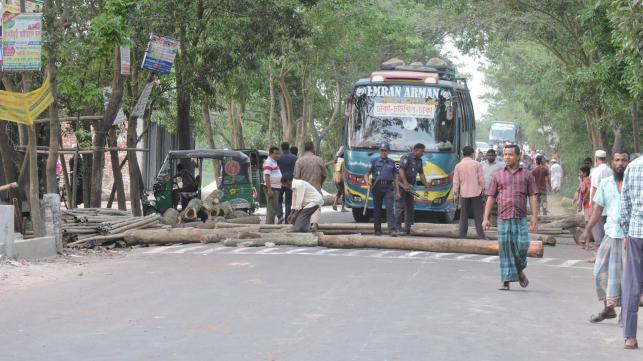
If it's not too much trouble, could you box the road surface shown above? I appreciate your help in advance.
[1,209,638,360]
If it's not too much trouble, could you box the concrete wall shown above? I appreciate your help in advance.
[0,205,15,257]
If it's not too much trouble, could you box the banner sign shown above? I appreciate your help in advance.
[131,81,154,117]
[2,12,42,72]
[2,0,43,13]
[120,46,130,75]
[141,35,179,74]
[0,74,53,125]
[373,102,436,119]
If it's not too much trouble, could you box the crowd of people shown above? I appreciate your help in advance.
[572,149,643,350]
[264,141,643,349]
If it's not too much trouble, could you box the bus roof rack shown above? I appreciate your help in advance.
[380,58,457,81]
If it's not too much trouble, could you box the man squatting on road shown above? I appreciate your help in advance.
[620,153,643,350]
[483,144,539,291]
[280,174,324,233]
[579,151,629,325]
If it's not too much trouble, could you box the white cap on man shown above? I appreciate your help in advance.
[595,150,607,158]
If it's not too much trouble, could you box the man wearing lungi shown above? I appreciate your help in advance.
[483,144,539,291]
[620,153,643,350]
[579,151,629,324]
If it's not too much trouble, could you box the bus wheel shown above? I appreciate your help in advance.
[352,208,371,223]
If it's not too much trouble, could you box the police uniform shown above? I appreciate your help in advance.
[368,142,398,235]
[396,152,424,233]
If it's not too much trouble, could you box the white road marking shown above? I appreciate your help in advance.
[433,253,455,259]
[257,247,281,254]
[559,259,582,267]
[345,250,370,256]
[480,256,499,263]
[172,246,207,254]
[369,250,397,258]
[535,258,555,264]
[314,249,338,255]
[285,248,311,254]
[400,251,425,258]
[455,254,476,260]
[144,245,185,254]
[231,247,253,254]
[201,247,227,255]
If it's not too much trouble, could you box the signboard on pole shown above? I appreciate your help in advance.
[131,81,154,118]
[2,0,43,14]
[141,35,179,74]
[2,12,41,72]
[120,46,131,75]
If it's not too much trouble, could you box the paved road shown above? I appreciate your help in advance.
[1,210,639,360]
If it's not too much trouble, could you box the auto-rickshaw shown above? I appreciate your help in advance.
[143,150,258,215]
[237,149,269,207]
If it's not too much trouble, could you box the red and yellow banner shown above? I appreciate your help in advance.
[0,74,53,125]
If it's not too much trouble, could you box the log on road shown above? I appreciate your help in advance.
[318,235,543,258]
[124,226,260,245]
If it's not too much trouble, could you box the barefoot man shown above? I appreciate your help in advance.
[483,144,539,291]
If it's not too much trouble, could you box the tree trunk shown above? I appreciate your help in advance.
[201,97,219,182]
[43,0,61,194]
[127,116,142,216]
[91,46,125,207]
[0,122,20,183]
[632,101,640,153]
[278,75,295,142]
[124,226,260,245]
[268,63,275,146]
[176,27,192,151]
[28,124,44,236]
[107,126,126,210]
[612,123,623,155]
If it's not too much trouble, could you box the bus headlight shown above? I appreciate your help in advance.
[430,177,450,186]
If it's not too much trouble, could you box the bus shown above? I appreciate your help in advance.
[489,122,521,147]
[342,59,476,223]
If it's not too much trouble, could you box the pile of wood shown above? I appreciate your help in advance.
[166,190,252,225]
[62,208,164,246]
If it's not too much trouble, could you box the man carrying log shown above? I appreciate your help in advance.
[280,174,324,233]
[620,152,643,350]
[396,143,430,235]
[579,151,629,325]
[483,144,539,291]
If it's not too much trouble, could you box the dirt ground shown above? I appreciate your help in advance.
[0,248,131,296]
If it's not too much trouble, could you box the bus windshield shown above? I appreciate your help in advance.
[489,127,517,142]
[348,84,455,152]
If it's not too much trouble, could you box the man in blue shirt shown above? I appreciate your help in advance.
[580,151,629,325]
[277,142,297,223]
[364,142,399,236]
[396,143,430,235]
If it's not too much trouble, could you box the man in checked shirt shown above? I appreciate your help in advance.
[483,144,539,291]
[620,154,643,350]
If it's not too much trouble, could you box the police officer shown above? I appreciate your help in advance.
[365,142,399,236]
[397,143,430,235]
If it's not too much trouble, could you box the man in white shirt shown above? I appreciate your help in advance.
[263,146,282,224]
[590,150,613,246]
[281,174,324,232]
[481,149,505,190]
[550,160,563,193]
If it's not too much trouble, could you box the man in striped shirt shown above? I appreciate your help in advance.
[483,144,539,291]
[263,146,282,224]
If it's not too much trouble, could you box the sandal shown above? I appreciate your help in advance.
[498,282,510,291]
[589,310,617,323]
[624,339,638,349]
[519,272,529,288]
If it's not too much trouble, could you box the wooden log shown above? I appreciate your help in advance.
[537,234,557,246]
[108,214,161,235]
[318,235,544,258]
[539,215,585,229]
[124,226,260,245]
[163,208,179,226]
[67,233,126,247]
[226,215,261,224]
[181,198,203,221]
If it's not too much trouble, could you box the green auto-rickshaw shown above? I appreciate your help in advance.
[143,150,258,215]
[237,149,269,208]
